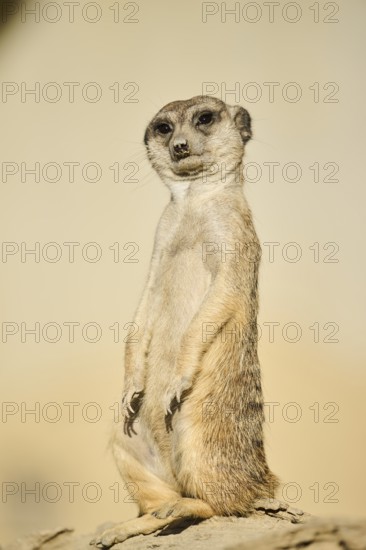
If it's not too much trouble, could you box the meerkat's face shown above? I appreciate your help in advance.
[144,96,252,182]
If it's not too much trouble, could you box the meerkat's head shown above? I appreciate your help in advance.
[144,95,252,184]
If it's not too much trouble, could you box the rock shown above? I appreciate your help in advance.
[3,528,73,550]
[3,510,366,550]
[228,516,366,550]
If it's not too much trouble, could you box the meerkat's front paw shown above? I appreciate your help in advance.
[121,384,144,418]
[163,375,192,415]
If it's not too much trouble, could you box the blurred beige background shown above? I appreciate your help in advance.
[1,0,365,544]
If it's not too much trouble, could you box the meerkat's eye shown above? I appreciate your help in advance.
[197,112,214,126]
[155,123,172,135]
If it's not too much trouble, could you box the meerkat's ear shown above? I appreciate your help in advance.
[228,105,252,144]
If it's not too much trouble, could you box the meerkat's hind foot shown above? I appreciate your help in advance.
[152,497,215,520]
[254,498,305,523]
[90,514,178,548]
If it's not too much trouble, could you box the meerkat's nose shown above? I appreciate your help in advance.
[173,138,190,159]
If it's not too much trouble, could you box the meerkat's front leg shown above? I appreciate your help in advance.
[121,292,149,418]
[163,265,245,415]
[121,247,162,421]
[121,299,148,419]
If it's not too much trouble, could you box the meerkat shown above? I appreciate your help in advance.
[91,95,281,548]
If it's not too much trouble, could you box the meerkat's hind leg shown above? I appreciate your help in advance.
[152,497,215,520]
[254,498,305,523]
[90,421,186,547]
[90,514,183,548]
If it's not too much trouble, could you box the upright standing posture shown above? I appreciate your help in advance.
[92,96,280,548]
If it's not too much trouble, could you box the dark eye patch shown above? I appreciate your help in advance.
[154,122,172,135]
[196,111,214,126]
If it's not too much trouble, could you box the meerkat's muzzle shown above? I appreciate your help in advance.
[172,138,190,160]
